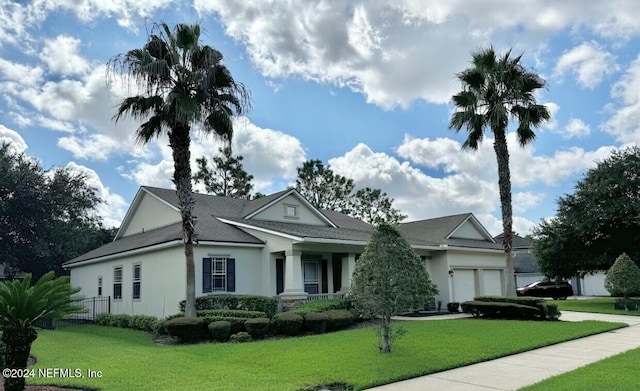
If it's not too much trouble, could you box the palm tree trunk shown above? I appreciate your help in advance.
[493,128,516,296]
[169,126,197,317]
[2,327,37,391]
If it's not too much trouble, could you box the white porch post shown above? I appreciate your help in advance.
[339,253,356,293]
[281,249,306,298]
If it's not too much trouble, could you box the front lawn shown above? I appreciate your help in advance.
[555,298,640,316]
[521,347,640,391]
[29,320,623,391]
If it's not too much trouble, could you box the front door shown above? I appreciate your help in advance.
[303,260,319,294]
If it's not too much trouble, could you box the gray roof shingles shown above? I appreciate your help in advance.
[65,187,501,266]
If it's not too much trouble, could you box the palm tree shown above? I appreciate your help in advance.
[449,46,550,296]
[0,272,83,391]
[108,23,250,316]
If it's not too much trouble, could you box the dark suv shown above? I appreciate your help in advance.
[516,280,573,300]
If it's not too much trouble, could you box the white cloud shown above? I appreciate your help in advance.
[64,162,128,228]
[57,134,126,161]
[124,117,306,193]
[396,133,615,187]
[605,56,640,144]
[0,124,27,153]
[554,41,618,88]
[40,35,89,76]
[561,118,590,139]
[543,102,560,130]
[0,57,43,87]
[513,192,544,214]
[197,0,640,108]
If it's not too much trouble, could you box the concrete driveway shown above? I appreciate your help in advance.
[368,311,640,390]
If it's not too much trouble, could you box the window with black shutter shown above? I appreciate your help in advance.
[203,257,236,293]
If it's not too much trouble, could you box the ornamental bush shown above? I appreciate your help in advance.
[179,295,278,317]
[605,253,640,301]
[201,316,246,334]
[230,331,252,343]
[474,296,560,321]
[323,309,354,331]
[165,317,208,343]
[447,302,460,313]
[208,321,231,342]
[461,301,540,320]
[273,312,303,336]
[292,299,350,316]
[197,309,267,319]
[244,318,270,339]
[303,312,329,334]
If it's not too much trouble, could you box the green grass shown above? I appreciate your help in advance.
[521,347,640,391]
[555,298,640,316]
[28,320,624,391]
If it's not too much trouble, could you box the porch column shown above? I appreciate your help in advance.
[282,249,306,298]
[339,253,356,293]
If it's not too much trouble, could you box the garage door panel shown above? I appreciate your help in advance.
[453,269,476,303]
[483,270,502,296]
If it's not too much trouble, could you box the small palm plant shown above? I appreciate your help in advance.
[0,272,83,391]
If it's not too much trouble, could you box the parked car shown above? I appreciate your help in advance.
[516,280,573,300]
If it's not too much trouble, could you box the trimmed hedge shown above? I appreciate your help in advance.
[197,309,267,319]
[273,312,304,336]
[93,313,161,333]
[208,321,231,342]
[165,317,209,343]
[179,295,278,317]
[461,301,541,320]
[474,296,560,321]
[323,309,354,331]
[244,318,270,339]
[202,316,247,334]
[292,299,350,316]
[230,332,252,343]
[303,312,328,334]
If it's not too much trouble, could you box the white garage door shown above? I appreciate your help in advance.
[516,274,545,288]
[482,270,502,296]
[453,269,476,303]
[582,273,609,296]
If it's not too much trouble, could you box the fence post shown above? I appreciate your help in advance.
[92,296,96,320]
[108,296,111,314]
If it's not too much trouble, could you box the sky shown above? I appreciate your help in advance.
[0,1,638,236]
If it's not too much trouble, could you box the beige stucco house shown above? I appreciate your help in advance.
[64,186,507,318]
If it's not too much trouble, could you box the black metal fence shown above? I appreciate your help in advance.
[39,296,111,329]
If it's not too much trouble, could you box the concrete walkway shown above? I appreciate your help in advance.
[367,311,640,390]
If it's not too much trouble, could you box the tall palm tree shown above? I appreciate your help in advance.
[108,23,250,316]
[0,272,84,391]
[449,46,550,296]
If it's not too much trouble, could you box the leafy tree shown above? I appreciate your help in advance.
[0,272,84,391]
[109,22,250,317]
[350,187,407,225]
[193,146,254,198]
[295,159,354,213]
[0,143,113,278]
[605,253,640,304]
[350,223,438,353]
[533,146,640,277]
[450,46,550,295]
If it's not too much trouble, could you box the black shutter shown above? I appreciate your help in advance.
[276,259,284,295]
[321,259,328,293]
[226,258,236,292]
[202,258,212,293]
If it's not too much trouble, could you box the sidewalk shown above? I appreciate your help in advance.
[367,311,640,390]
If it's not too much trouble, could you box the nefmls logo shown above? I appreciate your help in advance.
[38,368,83,378]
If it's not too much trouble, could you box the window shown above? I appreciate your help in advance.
[97,276,103,296]
[113,267,122,299]
[304,260,319,294]
[284,204,297,218]
[132,264,141,300]
[202,258,235,293]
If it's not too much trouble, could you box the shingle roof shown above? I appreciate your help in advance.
[66,187,502,266]
[494,233,533,249]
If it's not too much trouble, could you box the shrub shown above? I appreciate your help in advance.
[447,302,460,313]
[323,309,354,331]
[179,295,278,317]
[461,301,541,320]
[94,312,111,326]
[614,298,639,311]
[108,314,131,328]
[208,321,232,342]
[151,319,168,336]
[474,296,560,321]
[606,253,640,300]
[273,312,304,336]
[165,317,208,343]
[130,315,157,332]
[197,309,267,319]
[303,312,328,334]
[244,318,270,339]
[230,331,252,343]
[292,299,350,316]
[201,316,246,334]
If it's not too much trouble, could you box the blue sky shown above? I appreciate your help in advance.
[1,1,638,235]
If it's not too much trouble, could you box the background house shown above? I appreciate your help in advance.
[65,186,507,317]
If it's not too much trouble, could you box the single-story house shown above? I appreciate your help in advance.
[64,186,507,318]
